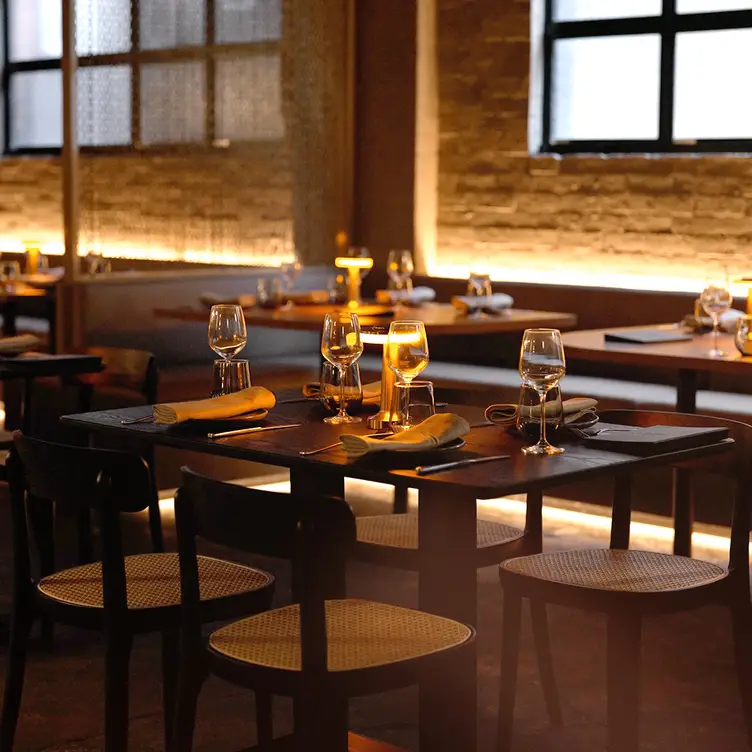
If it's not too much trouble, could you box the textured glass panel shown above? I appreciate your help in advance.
[10,71,63,149]
[141,62,206,144]
[215,57,285,141]
[9,0,62,62]
[216,0,282,43]
[674,29,752,139]
[554,0,660,21]
[678,0,752,11]
[551,35,661,141]
[75,0,131,55]
[141,0,205,50]
[77,66,132,146]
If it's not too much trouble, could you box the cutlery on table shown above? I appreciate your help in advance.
[208,423,301,440]
[121,415,154,425]
[415,454,510,476]
[277,397,319,405]
[299,432,393,456]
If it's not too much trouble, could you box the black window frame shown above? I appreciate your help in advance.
[541,1,752,154]
[1,0,282,157]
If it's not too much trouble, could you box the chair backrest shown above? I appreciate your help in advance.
[174,467,356,676]
[85,347,158,402]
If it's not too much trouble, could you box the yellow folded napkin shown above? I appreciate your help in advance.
[302,380,381,405]
[340,413,470,458]
[452,293,514,314]
[153,386,276,425]
[484,397,597,426]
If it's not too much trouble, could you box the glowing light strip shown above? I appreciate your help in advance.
[335,256,374,269]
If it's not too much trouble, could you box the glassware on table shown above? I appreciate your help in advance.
[327,272,347,304]
[387,250,415,292]
[208,304,247,361]
[735,315,752,356]
[700,277,733,357]
[390,380,435,433]
[519,328,566,456]
[320,311,364,424]
[211,359,252,397]
[257,277,285,309]
[516,385,564,441]
[467,270,492,297]
[281,249,302,291]
[319,361,363,415]
[0,260,21,292]
[386,320,429,384]
[348,246,373,281]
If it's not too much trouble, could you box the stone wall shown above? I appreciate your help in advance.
[435,0,752,292]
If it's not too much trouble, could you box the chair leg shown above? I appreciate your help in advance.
[393,486,409,514]
[162,631,179,751]
[0,604,32,750]
[529,600,562,727]
[294,694,348,752]
[496,590,523,752]
[255,693,274,748]
[104,633,133,752]
[606,613,642,752]
[172,652,207,752]
[730,601,752,750]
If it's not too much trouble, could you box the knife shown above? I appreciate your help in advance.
[415,454,510,476]
[208,423,301,440]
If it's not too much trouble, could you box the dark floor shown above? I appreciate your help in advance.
[0,484,749,752]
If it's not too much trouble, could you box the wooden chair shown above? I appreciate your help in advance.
[0,434,275,752]
[495,410,752,752]
[172,467,476,752]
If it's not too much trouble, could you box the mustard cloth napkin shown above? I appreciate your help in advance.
[302,381,382,405]
[153,386,277,425]
[484,397,598,426]
[451,293,514,314]
[340,413,470,459]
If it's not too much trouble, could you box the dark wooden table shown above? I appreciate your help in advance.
[61,399,732,750]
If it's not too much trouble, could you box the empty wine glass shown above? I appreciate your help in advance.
[467,262,492,297]
[386,321,429,384]
[321,311,364,424]
[208,304,247,361]
[348,247,372,281]
[387,250,415,292]
[281,249,303,291]
[519,328,566,456]
[701,277,732,358]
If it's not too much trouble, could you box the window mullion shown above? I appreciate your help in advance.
[205,0,216,146]
[541,0,553,150]
[131,0,141,147]
[658,0,676,148]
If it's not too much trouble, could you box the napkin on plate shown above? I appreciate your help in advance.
[340,413,470,458]
[0,334,40,355]
[153,386,276,425]
[683,308,745,333]
[199,293,256,309]
[451,293,514,315]
[302,380,381,405]
[484,397,598,426]
[375,287,437,305]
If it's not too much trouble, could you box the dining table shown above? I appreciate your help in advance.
[61,396,732,749]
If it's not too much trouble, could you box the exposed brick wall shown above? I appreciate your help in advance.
[436,0,752,290]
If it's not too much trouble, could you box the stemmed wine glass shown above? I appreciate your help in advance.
[386,321,429,383]
[387,250,415,292]
[208,304,247,361]
[321,311,364,424]
[519,328,566,456]
[281,249,303,291]
[700,277,732,358]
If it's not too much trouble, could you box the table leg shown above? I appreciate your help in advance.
[417,485,477,751]
[21,379,33,435]
[672,468,693,557]
[2,300,17,337]
[676,369,697,414]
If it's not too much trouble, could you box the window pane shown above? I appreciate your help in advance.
[78,66,132,146]
[216,0,282,43]
[554,0,660,21]
[10,71,63,149]
[216,57,285,141]
[674,29,752,140]
[141,0,205,50]
[75,0,131,55]
[678,0,752,11]
[140,62,206,145]
[551,35,661,142]
[9,0,62,62]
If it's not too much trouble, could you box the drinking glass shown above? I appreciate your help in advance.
[0,260,20,293]
[257,277,285,309]
[208,304,247,361]
[321,311,364,424]
[519,328,566,456]
[390,380,435,433]
[387,250,415,292]
[467,270,492,297]
[735,315,752,356]
[700,277,732,357]
[319,361,363,414]
[386,321,429,384]
[211,359,252,397]
[516,385,564,441]
[281,249,302,291]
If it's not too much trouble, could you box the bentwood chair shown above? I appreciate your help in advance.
[495,411,752,752]
[0,435,275,752]
[172,468,475,751]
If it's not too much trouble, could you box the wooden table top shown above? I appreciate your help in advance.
[562,325,752,376]
[154,303,578,336]
[62,398,731,499]
[0,283,50,300]
[0,352,102,378]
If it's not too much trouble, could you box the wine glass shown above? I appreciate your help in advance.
[321,311,364,424]
[386,321,429,383]
[519,328,566,456]
[387,250,415,292]
[208,304,247,361]
[467,270,492,297]
[700,277,732,358]
[281,249,302,291]
[348,247,372,281]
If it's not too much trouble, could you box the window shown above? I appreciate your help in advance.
[541,1,752,153]
[3,0,284,154]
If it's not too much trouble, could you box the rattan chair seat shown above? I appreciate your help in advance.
[38,553,272,609]
[209,598,472,672]
[356,514,522,550]
[501,548,726,592]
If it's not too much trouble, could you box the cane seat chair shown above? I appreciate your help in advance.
[172,468,475,752]
[0,434,275,752]
[496,411,752,752]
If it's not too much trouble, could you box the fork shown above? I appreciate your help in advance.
[569,426,635,439]
[299,432,392,456]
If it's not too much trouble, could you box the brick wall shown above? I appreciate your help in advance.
[435,0,752,292]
